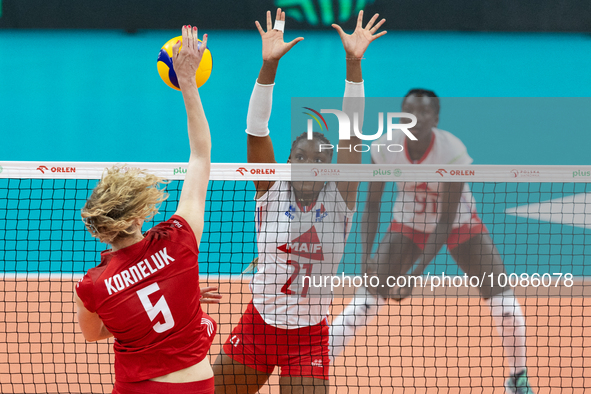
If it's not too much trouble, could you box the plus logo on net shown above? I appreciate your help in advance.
[302,107,418,153]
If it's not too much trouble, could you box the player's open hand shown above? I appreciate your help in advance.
[172,25,209,87]
[332,11,386,59]
[256,9,304,62]
[199,286,222,304]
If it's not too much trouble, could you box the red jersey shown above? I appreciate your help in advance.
[76,215,216,383]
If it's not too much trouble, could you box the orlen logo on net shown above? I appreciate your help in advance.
[436,168,474,177]
[37,165,76,174]
[236,167,276,176]
[302,107,417,153]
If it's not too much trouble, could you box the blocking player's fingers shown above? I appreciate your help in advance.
[192,26,198,51]
[266,10,272,31]
[365,13,379,31]
[370,18,386,34]
[280,10,286,22]
[286,37,304,51]
[276,8,282,23]
[200,33,208,53]
[372,30,387,40]
[255,20,265,36]
[181,25,189,53]
[200,297,222,305]
[356,10,364,28]
[172,39,182,59]
[331,24,346,39]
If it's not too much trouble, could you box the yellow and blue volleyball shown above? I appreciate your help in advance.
[157,35,212,90]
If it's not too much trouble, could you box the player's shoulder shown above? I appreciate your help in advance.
[371,132,406,164]
[432,128,473,164]
[150,215,190,236]
[433,128,467,149]
[148,215,198,252]
[256,180,290,205]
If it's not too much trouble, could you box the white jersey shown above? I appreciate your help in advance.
[372,127,477,233]
[251,181,354,329]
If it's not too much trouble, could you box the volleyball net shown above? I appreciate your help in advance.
[0,162,589,393]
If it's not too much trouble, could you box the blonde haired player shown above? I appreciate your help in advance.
[213,9,386,394]
[74,25,221,394]
[330,89,536,394]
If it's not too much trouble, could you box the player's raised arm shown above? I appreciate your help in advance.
[333,11,386,210]
[361,165,386,267]
[247,9,303,197]
[173,25,211,244]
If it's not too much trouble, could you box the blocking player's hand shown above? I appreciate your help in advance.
[332,10,386,59]
[199,286,222,304]
[172,25,209,86]
[256,8,303,62]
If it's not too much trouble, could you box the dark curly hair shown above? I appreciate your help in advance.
[403,88,440,114]
[289,132,334,161]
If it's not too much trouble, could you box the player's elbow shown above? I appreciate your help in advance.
[190,141,212,158]
[80,330,101,342]
[78,323,110,343]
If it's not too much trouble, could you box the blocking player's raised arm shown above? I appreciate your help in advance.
[332,11,386,210]
[361,176,386,267]
[173,26,211,245]
[247,9,303,197]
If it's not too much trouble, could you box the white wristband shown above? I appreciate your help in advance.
[273,20,285,32]
[343,80,365,137]
[245,80,274,137]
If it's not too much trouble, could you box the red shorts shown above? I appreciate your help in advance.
[223,302,330,380]
[112,377,214,394]
[389,216,487,250]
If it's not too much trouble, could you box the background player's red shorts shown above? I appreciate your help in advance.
[112,377,214,394]
[389,215,487,250]
[223,301,330,380]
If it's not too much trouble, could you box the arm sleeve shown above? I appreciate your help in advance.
[342,80,365,137]
[245,80,274,137]
[75,276,96,313]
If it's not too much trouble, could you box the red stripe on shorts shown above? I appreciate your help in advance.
[388,214,486,250]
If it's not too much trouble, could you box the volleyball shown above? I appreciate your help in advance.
[157,35,212,90]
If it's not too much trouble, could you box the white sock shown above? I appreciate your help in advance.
[329,289,385,361]
[486,291,527,376]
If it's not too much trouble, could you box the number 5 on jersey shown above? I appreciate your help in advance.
[136,283,175,333]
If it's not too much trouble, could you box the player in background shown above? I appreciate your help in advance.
[212,9,386,394]
[329,90,536,394]
[74,26,221,394]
